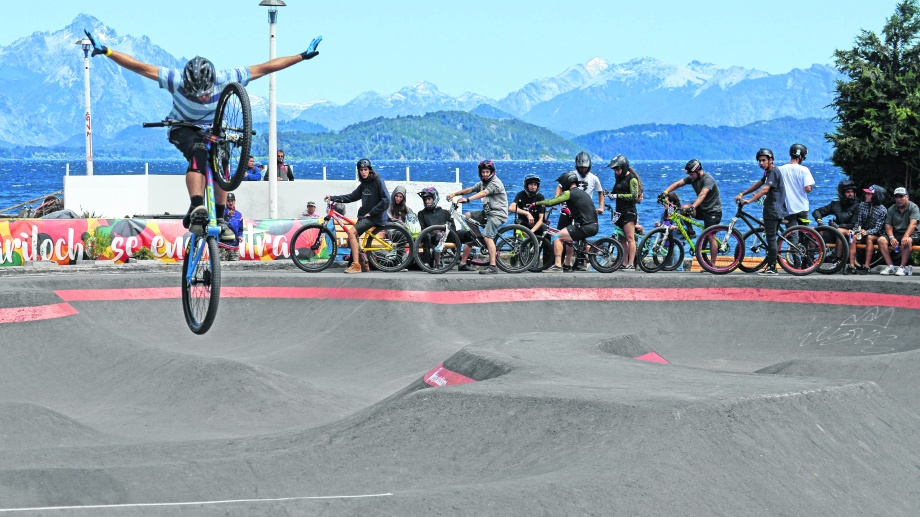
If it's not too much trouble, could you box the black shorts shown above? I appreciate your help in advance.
[696,210,722,228]
[890,231,920,246]
[615,212,638,228]
[353,217,378,235]
[168,126,210,175]
[567,222,598,241]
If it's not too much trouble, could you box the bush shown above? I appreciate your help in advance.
[133,246,156,260]
[83,227,112,260]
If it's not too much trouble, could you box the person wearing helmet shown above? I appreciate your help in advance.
[739,148,787,276]
[779,143,815,225]
[82,28,322,244]
[446,160,509,274]
[510,174,552,270]
[605,154,644,270]
[845,186,889,275]
[812,179,859,265]
[326,158,390,273]
[572,152,606,215]
[416,187,452,269]
[534,171,599,272]
[244,156,261,181]
[660,159,723,229]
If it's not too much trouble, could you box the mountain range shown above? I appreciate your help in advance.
[0,14,843,156]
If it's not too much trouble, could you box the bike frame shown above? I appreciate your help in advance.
[659,202,705,252]
[185,138,221,285]
[542,206,606,261]
[322,203,395,253]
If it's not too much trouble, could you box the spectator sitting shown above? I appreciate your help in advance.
[845,186,888,275]
[302,200,321,220]
[416,187,451,269]
[243,156,261,181]
[878,187,919,276]
[387,186,414,224]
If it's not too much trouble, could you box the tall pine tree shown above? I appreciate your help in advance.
[826,0,920,193]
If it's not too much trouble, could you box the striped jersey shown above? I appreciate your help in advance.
[157,66,251,126]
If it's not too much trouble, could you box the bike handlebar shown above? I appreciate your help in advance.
[143,118,257,135]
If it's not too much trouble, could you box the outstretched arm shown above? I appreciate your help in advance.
[249,36,322,81]
[85,29,158,80]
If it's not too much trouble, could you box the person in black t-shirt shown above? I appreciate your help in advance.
[416,187,452,269]
[535,171,599,272]
[509,174,553,270]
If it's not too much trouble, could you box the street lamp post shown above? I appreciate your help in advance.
[260,0,286,218]
[75,38,94,176]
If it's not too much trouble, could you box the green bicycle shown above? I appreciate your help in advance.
[636,197,706,273]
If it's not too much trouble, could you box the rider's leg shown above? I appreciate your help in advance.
[623,222,636,266]
[484,237,497,266]
[554,228,573,267]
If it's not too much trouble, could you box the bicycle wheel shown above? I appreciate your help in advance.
[494,224,539,273]
[695,225,744,274]
[290,224,337,272]
[588,237,625,273]
[777,225,825,276]
[738,228,768,273]
[816,225,848,275]
[660,238,685,271]
[413,226,460,274]
[637,227,672,273]
[182,235,221,335]
[366,223,413,272]
[211,82,252,192]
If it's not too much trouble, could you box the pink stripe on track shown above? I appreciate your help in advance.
[0,303,79,324]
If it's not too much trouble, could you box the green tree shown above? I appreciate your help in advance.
[826,0,920,194]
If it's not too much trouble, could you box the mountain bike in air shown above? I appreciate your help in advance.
[143,82,252,333]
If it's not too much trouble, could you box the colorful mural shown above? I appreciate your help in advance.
[0,217,323,265]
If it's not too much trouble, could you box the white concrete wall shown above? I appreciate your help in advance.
[64,175,462,220]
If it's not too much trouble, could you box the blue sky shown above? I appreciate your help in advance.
[3,0,904,104]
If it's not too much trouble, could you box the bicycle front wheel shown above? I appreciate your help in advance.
[695,225,744,274]
[738,228,768,273]
[494,224,539,273]
[816,225,848,275]
[182,236,221,335]
[637,227,672,273]
[660,238,685,271]
[778,225,825,276]
[413,226,460,274]
[366,223,413,272]
[291,224,337,272]
[211,82,252,192]
[588,237,625,273]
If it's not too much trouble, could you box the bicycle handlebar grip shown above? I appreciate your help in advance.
[142,122,165,128]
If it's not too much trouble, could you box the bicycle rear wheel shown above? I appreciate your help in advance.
[211,82,252,192]
[182,235,221,335]
[738,228,768,273]
[637,227,672,273]
[366,223,413,272]
[494,224,539,273]
[413,226,460,274]
[660,238,685,271]
[291,224,337,272]
[695,225,744,274]
[816,225,848,275]
[777,225,825,276]
[588,237,625,273]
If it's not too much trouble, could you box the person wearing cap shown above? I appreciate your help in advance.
[878,187,919,276]
[219,192,244,261]
[303,201,320,219]
[845,186,888,275]
[244,156,261,181]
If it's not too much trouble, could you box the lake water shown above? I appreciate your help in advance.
[1,158,847,236]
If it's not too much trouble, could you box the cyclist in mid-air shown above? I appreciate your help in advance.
[83,29,322,243]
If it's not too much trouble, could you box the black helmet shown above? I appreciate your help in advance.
[182,56,215,98]
[685,159,702,174]
[418,186,439,208]
[226,192,236,201]
[575,152,592,170]
[334,202,347,214]
[605,154,629,172]
[356,158,372,170]
[790,143,808,160]
[755,148,774,160]
[523,174,541,187]
[556,170,578,191]
[837,178,857,199]
[478,160,496,183]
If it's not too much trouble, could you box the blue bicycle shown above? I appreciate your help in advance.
[143,83,253,334]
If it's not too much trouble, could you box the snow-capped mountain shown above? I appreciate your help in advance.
[0,15,843,148]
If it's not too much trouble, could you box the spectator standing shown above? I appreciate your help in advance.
[740,148,786,276]
[243,156,261,181]
[264,149,295,181]
[779,143,815,223]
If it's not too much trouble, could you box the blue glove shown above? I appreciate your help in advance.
[84,30,111,57]
[300,36,322,60]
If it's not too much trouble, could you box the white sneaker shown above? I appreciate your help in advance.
[895,267,906,276]
[880,265,894,275]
